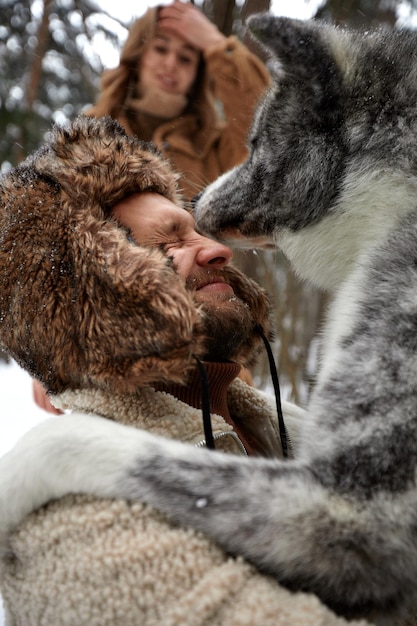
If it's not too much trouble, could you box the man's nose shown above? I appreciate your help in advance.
[196,237,233,268]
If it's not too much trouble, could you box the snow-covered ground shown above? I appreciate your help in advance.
[0,360,51,459]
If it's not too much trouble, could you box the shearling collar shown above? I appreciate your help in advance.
[54,386,247,456]
[53,378,284,459]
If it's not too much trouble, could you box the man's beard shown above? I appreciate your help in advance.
[186,271,255,362]
[199,295,254,362]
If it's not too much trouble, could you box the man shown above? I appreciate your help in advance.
[31,190,254,413]
[0,116,364,625]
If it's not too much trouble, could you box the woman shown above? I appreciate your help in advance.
[85,1,270,201]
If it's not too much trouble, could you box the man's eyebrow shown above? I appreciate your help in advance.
[163,218,185,235]
[161,208,196,234]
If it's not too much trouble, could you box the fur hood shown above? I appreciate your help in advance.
[0,116,271,396]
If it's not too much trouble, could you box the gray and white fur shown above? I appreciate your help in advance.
[3,14,417,624]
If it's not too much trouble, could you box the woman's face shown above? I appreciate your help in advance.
[139,32,200,97]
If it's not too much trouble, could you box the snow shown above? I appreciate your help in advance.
[0,361,53,624]
[0,362,52,623]
[0,360,51,459]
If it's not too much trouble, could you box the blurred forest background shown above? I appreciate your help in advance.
[0,0,416,403]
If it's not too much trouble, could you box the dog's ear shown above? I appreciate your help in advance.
[247,15,343,97]
[195,14,349,241]
[246,14,345,141]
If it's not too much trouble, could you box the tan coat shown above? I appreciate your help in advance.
[0,380,370,626]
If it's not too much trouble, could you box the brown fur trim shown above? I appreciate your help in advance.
[0,116,204,394]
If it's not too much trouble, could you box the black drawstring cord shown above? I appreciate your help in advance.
[193,334,289,458]
[256,327,289,459]
[193,356,216,450]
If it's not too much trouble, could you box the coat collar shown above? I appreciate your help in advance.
[55,385,247,456]
[54,380,283,459]
[121,110,223,159]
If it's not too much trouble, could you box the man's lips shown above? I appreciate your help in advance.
[197,282,234,294]
[195,277,234,295]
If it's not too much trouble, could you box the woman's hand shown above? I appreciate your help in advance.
[158,1,226,52]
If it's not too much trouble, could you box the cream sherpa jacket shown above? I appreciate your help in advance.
[0,380,370,626]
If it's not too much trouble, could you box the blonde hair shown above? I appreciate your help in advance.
[86,6,219,133]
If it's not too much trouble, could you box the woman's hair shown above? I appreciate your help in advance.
[85,6,219,132]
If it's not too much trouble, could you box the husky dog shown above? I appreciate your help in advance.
[185,14,417,620]
[3,13,417,624]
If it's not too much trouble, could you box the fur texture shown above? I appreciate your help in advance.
[0,116,270,395]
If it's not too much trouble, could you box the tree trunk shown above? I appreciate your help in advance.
[315,0,397,27]
[202,0,236,35]
[26,0,53,110]
[16,0,53,163]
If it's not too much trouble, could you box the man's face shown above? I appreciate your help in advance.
[112,193,255,361]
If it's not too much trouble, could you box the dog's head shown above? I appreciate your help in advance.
[0,116,271,395]
[196,15,417,287]
[196,16,349,242]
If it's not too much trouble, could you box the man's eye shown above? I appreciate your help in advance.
[126,233,138,246]
[160,240,182,252]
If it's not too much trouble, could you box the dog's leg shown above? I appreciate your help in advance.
[0,398,305,550]
[0,409,415,618]
[0,414,158,553]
